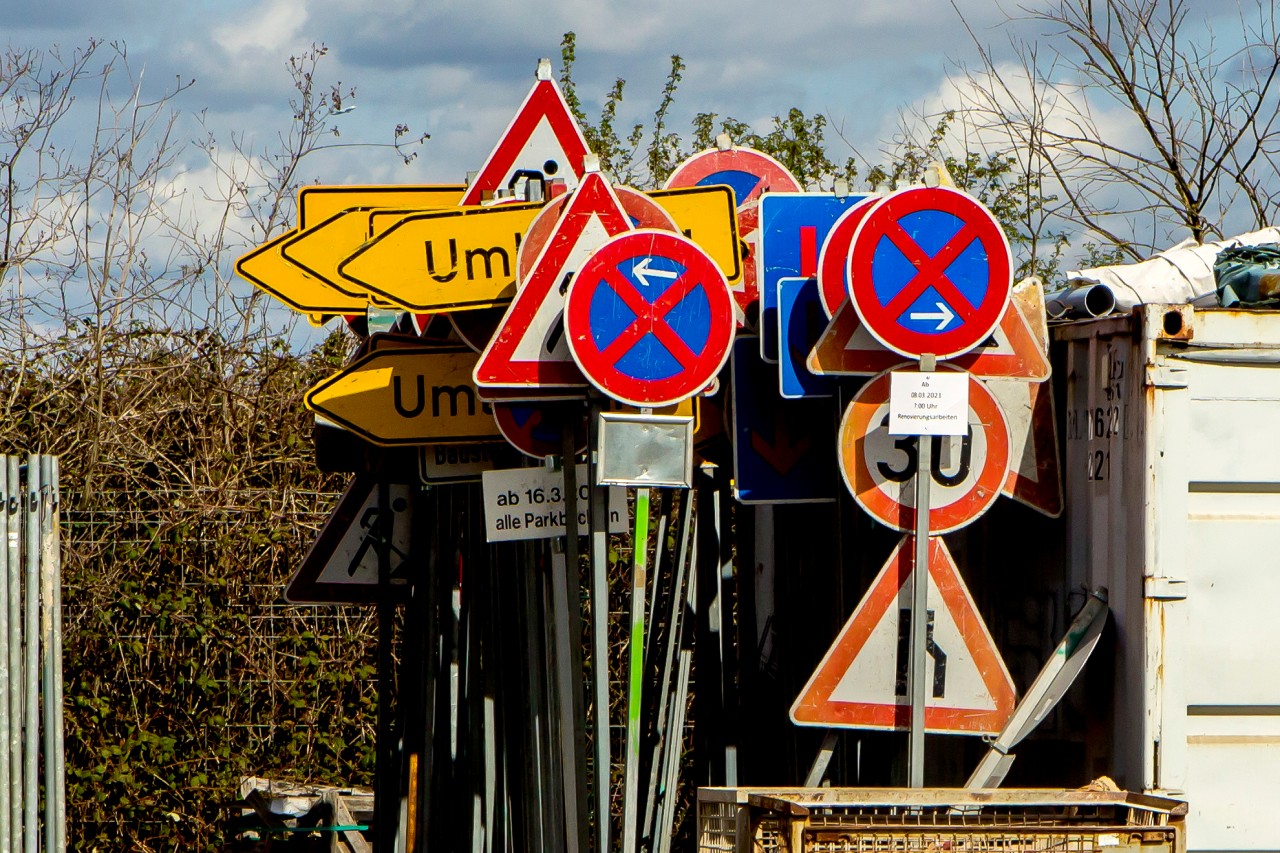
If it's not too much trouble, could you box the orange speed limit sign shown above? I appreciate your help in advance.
[839,367,1010,534]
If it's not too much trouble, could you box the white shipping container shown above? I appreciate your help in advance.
[1057,305,1280,853]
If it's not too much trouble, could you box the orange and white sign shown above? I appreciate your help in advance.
[808,296,1050,381]
[790,536,1016,735]
[839,367,1011,534]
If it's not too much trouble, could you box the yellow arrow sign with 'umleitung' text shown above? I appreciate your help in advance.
[306,346,502,446]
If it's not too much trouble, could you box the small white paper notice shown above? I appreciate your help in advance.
[482,465,628,543]
[888,371,969,436]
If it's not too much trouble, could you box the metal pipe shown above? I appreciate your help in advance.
[49,457,65,853]
[23,454,39,853]
[655,536,697,853]
[1046,283,1117,319]
[40,456,55,853]
[587,401,611,853]
[0,457,10,853]
[5,456,20,853]
[908,358,935,788]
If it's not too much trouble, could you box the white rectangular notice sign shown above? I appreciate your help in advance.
[888,371,969,436]
[481,465,628,543]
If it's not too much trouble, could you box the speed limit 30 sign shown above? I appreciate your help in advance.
[838,367,1010,533]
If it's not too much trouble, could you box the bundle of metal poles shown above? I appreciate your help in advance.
[0,454,65,853]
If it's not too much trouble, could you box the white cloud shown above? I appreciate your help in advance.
[212,0,311,57]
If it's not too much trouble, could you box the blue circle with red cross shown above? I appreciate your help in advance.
[848,186,1012,360]
[565,229,734,407]
[663,148,801,206]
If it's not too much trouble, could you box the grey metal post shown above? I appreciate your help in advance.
[641,493,693,847]
[40,456,55,853]
[655,529,697,853]
[908,355,935,788]
[587,401,611,853]
[0,458,10,853]
[5,456,20,853]
[23,455,39,853]
[48,457,64,853]
[558,428,588,853]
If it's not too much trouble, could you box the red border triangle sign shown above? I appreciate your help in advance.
[790,536,1016,735]
[460,61,590,206]
[808,294,1050,381]
[474,171,633,391]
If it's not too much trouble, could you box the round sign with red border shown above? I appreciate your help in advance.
[816,195,881,318]
[565,229,734,407]
[848,186,1012,360]
[838,366,1010,534]
[493,401,587,458]
[663,146,801,206]
[518,185,677,281]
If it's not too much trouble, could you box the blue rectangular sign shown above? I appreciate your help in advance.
[757,192,869,363]
[731,336,838,504]
[777,276,838,399]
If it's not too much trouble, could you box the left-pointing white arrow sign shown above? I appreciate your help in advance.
[908,301,955,331]
[633,256,677,289]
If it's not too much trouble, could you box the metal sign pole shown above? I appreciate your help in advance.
[621,485,650,853]
[557,425,589,853]
[5,456,19,853]
[374,478,401,853]
[586,400,611,853]
[23,455,39,853]
[0,457,8,853]
[908,354,936,788]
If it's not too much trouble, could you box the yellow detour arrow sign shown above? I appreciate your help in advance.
[284,186,467,293]
[646,185,741,283]
[338,202,545,312]
[342,185,741,313]
[306,346,503,446]
[237,230,371,314]
[298,184,466,227]
[237,185,467,316]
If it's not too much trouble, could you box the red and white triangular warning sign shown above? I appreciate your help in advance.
[989,376,1063,517]
[808,296,1050,381]
[790,536,1015,735]
[474,171,632,390]
[460,63,590,206]
[285,476,414,605]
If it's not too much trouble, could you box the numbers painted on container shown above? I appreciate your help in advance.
[1086,448,1111,482]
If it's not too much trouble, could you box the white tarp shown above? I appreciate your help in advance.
[1062,227,1280,312]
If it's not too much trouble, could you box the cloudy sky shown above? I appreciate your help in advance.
[2,0,1036,192]
[3,0,1265,344]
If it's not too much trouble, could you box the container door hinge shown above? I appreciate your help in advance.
[1144,577,1188,600]
[1145,364,1189,389]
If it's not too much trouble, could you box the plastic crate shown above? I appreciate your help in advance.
[696,788,1186,853]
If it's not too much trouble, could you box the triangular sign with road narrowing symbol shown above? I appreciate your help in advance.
[790,536,1015,735]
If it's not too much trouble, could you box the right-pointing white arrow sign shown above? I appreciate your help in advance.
[909,301,955,331]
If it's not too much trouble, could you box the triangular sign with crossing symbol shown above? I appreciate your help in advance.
[790,536,1015,735]
[474,171,632,391]
[808,295,1049,381]
[460,64,591,206]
